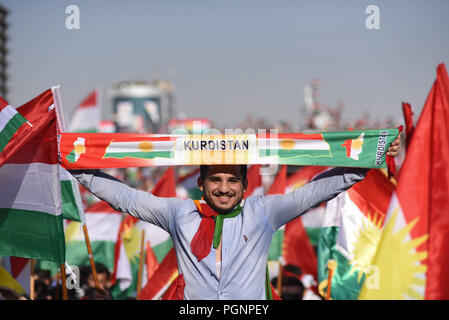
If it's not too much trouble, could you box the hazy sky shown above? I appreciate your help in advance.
[1,0,449,128]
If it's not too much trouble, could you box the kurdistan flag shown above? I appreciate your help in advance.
[55,87,87,223]
[69,89,100,133]
[0,97,33,167]
[65,201,122,272]
[110,216,173,299]
[359,63,449,300]
[317,169,395,300]
[60,166,85,223]
[0,89,65,264]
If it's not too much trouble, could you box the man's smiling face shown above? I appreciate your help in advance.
[198,165,247,214]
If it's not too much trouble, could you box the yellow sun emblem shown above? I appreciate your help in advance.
[358,207,428,300]
[65,221,82,244]
[74,144,86,154]
[280,139,295,150]
[138,141,153,152]
[123,225,144,264]
[349,212,384,282]
[352,138,363,150]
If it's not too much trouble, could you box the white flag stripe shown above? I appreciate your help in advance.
[257,138,329,150]
[69,106,100,132]
[69,91,101,132]
[70,213,122,242]
[136,220,170,247]
[325,192,379,262]
[106,140,175,153]
[335,193,370,259]
[386,193,410,237]
[59,166,72,180]
[0,163,61,216]
[117,242,132,291]
[300,206,326,229]
[0,105,19,132]
[322,192,343,237]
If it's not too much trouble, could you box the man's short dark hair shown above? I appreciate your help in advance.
[199,165,247,182]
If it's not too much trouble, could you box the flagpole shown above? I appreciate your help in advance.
[82,224,103,290]
[60,264,68,300]
[53,85,68,302]
[51,86,68,135]
[52,85,100,291]
[29,259,36,300]
[325,259,337,300]
[276,262,283,297]
[136,230,146,300]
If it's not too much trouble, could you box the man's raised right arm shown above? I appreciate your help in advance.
[69,169,183,232]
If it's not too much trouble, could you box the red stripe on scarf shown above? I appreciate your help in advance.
[190,201,218,262]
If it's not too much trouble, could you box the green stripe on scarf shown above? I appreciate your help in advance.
[212,204,242,249]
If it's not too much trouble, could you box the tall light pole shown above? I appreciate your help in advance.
[0,5,8,99]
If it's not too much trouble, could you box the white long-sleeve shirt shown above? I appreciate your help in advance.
[70,167,367,299]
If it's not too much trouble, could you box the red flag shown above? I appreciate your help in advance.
[282,217,318,277]
[402,102,414,151]
[347,169,395,221]
[266,165,287,195]
[152,167,176,198]
[398,63,449,299]
[68,89,100,132]
[285,166,328,192]
[243,164,262,199]
[139,248,179,300]
[146,240,159,281]
[0,92,54,167]
[9,257,29,279]
[161,274,185,300]
[360,63,449,299]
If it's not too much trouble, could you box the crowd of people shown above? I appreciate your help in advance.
[0,262,321,300]
[0,83,403,301]
[0,263,113,300]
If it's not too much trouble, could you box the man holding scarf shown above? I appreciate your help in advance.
[69,136,400,299]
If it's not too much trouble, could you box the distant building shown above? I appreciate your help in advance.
[0,5,8,98]
[108,80,174,133]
